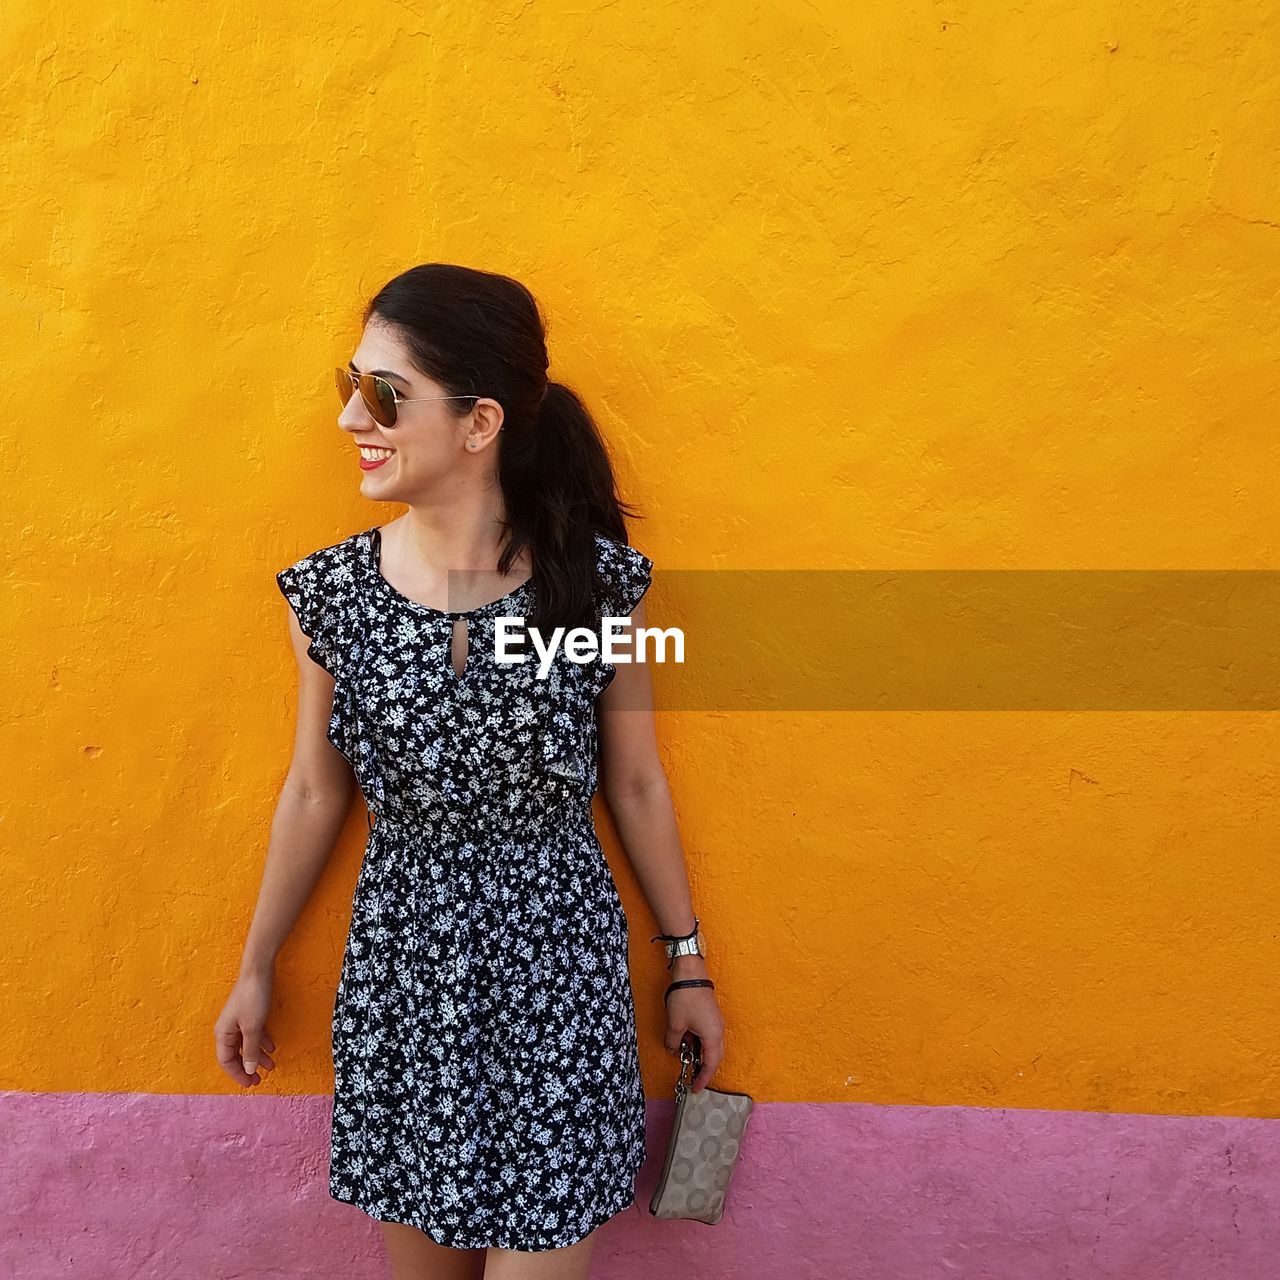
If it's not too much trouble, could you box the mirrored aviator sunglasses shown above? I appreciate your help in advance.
[334,367,480,428]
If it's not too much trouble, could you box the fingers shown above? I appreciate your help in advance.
[662,993,727,1090]
[690,1037,723,1092]
[249,1027,277,1074]
[214,1024,268,1088]
[249,1030,278,1080]
[686,1024,727,1095]
[213,1026,243,1074]
[239,1023,276,1085]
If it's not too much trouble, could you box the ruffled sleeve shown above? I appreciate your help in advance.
[275,543,356,679]
[595,534,654,620]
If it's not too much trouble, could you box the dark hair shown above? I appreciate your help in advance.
[363,263,643,637]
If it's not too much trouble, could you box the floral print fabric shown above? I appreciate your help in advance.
[274,526,654,1251]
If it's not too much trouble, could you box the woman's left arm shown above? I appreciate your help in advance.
[597,598,725,1092]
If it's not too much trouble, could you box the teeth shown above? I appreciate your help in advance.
[359,446,394,460]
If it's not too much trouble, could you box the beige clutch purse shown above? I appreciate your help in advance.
[649,1032,754,1225]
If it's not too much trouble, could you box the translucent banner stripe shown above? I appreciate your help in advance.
[595,570,1280,711]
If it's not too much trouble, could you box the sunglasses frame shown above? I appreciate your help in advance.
[335,367,482,428]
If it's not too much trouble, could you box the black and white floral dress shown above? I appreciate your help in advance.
[275,525,654,1252]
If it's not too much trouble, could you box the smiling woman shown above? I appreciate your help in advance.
[216,263,725,1280]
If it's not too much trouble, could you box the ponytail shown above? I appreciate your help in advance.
[500,380,642,637]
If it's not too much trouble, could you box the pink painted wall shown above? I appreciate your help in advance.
[5,1094,1278,1279]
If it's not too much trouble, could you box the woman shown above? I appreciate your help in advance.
[214,264,724,1280]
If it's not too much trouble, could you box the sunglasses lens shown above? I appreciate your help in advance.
[369,376,398,427]
[336,368,397,426]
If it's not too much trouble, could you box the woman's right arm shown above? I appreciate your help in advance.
[213,603,357,1087]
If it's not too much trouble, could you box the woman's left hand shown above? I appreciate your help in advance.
[664,985,725,1092]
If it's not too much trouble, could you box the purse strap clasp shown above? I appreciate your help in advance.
[675,1033,702,1099]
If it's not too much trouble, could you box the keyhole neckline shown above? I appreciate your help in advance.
[366,526,534,620]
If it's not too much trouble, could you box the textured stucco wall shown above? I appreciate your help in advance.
[4,2,1279,1276]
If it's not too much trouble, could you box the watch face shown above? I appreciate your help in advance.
[696,928,706,956]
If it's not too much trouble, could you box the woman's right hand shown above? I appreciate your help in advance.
[214,970,278,1087]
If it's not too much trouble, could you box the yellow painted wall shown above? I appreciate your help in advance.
[4,3,1278,1116]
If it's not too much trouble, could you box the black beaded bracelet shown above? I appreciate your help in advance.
[664,977,715,1004]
